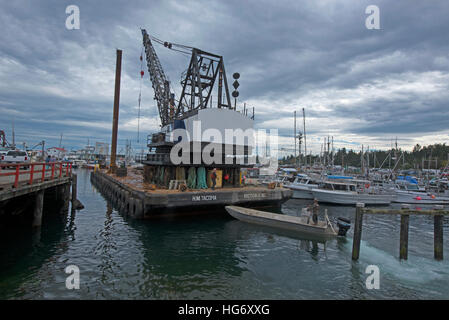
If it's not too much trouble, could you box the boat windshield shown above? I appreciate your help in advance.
[406,184,420,191]
[333,184,349,191]
[322,183,334,190]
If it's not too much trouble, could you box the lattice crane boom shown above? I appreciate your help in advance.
[141,29,173,127]
[141,29,233,128]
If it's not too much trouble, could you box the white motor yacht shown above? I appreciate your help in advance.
[287,174,320,199]
[391,180,449,204]
[311,180,395,205]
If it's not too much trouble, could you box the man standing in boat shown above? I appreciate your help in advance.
[311,199,319,224]
[304,199,319,224]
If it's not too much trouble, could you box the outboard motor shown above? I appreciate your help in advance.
[337,217,351,236]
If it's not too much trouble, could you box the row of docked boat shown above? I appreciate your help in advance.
[285,173,449,205]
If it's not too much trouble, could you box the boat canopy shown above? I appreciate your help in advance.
[281,168,297,173]
[327,175,353,180]
[396,176,418,184]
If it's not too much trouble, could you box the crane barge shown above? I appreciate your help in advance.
[90,30,292,219]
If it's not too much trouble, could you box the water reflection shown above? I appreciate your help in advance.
[0,204,69,299]
[123,215,246,299]
[223,219,330,258]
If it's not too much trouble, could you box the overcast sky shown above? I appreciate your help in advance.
[1,0,448,156]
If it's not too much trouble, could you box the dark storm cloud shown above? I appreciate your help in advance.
[0,0,448,151]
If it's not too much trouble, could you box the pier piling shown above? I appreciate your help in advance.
[32,190,44,227]
[434,213,444,260]
[352,202,364,261]
[399,204,410,260]
[110,49,122,174]
[399,215,410,260]
[353,204,448,261]
[71,174,78,212]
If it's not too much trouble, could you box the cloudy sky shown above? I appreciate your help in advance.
[0,0,448,156]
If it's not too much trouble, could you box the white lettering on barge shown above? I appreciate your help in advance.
[243,193,267,199]
[192,195,217,201]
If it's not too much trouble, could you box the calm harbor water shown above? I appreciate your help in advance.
[1,169,448,299]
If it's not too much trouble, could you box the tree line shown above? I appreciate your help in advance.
[279,143,449,170]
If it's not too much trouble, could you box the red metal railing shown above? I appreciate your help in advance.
[0,162,73,188]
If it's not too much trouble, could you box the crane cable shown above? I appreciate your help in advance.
[137,47,144,143]
[150,35,192,56]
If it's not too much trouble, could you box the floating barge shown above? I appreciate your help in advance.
[91,169,292,219]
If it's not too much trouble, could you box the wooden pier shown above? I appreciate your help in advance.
[91,169,292,218]
[0,162,77,227]
[352,203,448,261]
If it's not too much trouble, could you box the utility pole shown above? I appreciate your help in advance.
[59,133,63,149]
[110,49,122,173]
[11,119,15,148]
[41,140,45,161]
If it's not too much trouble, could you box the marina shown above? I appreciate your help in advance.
[1,1,449,304]
[1,169,449,299]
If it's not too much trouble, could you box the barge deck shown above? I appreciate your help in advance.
[91,169,292,218]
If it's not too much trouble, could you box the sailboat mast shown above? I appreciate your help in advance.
[302,108,307,166]
[294,111,297,167]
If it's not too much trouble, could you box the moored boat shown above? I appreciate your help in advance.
[390,179,449,204]
[311,180,394,205]
[225,205,351,239]
[287,174,320,199]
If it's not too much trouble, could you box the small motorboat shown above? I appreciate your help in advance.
[225,205,351,239]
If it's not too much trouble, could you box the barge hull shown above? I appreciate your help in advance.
[90,170,292,218]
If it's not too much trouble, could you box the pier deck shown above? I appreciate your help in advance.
[0,162,74,227]
[91,169,292,218]
[0,162,73,201]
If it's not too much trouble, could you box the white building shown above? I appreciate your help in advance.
[47,147,67,159]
